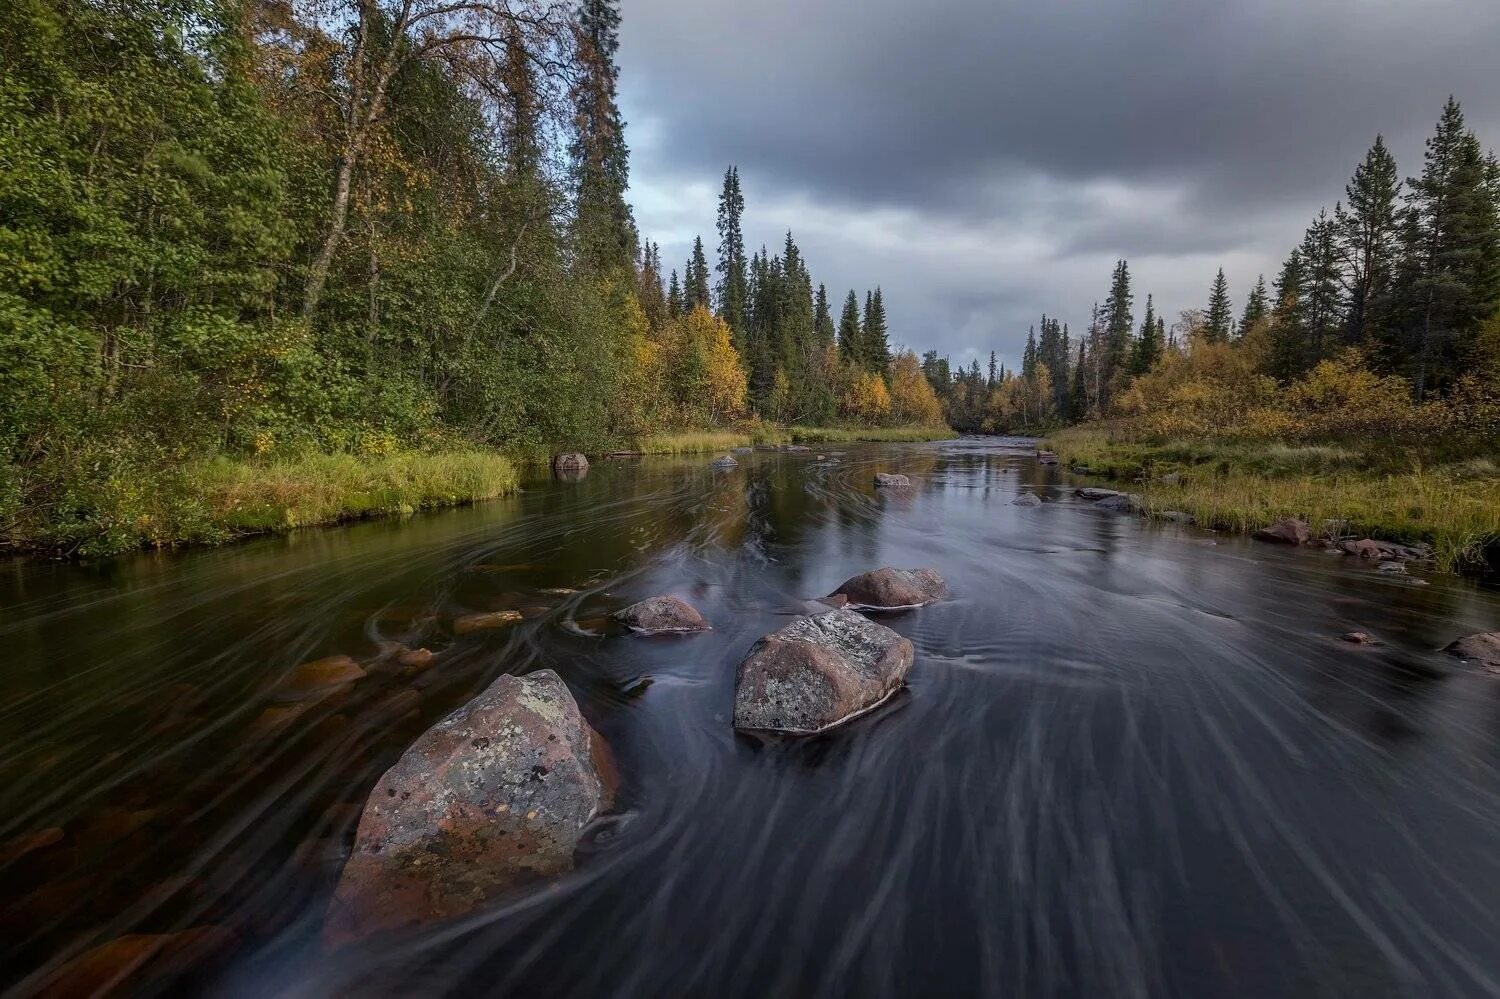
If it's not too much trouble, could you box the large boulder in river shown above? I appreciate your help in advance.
[551,453,589,478]
[1011,492,1042,507]
[733,609,913,734]
[829,566,948,609]
[613,595,710,634]
[324,669,612,946]
[1092,492,1141,513]
[1253,518,1309,545]
[1075,487,1121,501]
[1445,632,1500,670]
[873,472,911,489]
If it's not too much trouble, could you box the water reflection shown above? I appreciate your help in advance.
[1,438,1499,997]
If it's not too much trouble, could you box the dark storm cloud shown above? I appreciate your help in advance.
[617,0,1500,365]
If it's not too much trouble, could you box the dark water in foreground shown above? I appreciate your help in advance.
[4,438,1500,997]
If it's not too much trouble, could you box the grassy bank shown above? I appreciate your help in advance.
[636,424,955,454]
[6,450,519,558]
[1044,426,1500,572]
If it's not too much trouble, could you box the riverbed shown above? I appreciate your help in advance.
[3,438,1500,997]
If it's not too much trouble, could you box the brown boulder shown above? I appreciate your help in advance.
[1253,518,1310,545]
[829,566,948,609]
[1340,538,1386,558]
[1445,632,1500,670]
[873,472,911,488]
[613,595,711,634]
[1037,451,1059,465]
[324,669,612,946]
[733,609,914,734]
[1341,632,1377,645]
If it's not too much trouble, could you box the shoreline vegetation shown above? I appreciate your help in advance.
[1,1,950,560]
[1046,425,1500,574]
[2,424,954,558]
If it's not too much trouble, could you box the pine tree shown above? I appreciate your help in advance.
[838,290,861,364]
[1069,341,1088,420]
[685,236,710,311]
[862,288,891,374]
[1336,135,1401,348]
[714,166,747,342]
[1022,327,1038,378]
[1204,269,1233,343]
[571,0,636,273]
[636,242,667,329]
[987,351,997,389]
[1240,275,1269,334]
[814,283,835,346]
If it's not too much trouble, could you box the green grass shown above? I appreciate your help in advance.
[1043,425,1500,572]
[636,424,955,454]
[7,449,519,557]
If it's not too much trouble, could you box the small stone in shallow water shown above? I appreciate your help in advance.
[1340,632,1377,645]
[1444,632,1500,669]
[452,609,524,634]
[272,655,367,702]
[873,472,911,488]
[711,455,738,470]
[1011,493,1042,507]
[613,595,711,634]
[1253,518,1310,545]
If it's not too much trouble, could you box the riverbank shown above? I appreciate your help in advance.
[3,451,520,559]
[637,424,956,454]
[1045,425,1500,572]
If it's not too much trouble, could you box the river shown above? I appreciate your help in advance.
[3,438,1500,997]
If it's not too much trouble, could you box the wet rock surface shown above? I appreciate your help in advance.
[613,595,711,634]
[733,609,914,734]
[271,655,367,702]
[551,453,589,477]
[829,566,949,609]
[873,472,911,488]
[452,609,524,635]
[324,669,612,946]
[1445,632,1500,670]
[1253,518,1310,545]
[1011,493,1043,507]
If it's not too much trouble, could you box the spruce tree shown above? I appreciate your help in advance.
[667,269,682,319]
[1101,260,1134,393]
[1129,293,1161,375]
[1300,209,1345,367]
[838,291,861,364]
[571,0,636,273]
[1022,327,1038,379]
[1204,269,1233,343]
[1268,248,1307,381]
[685,236,710,311]
[1336,135,1401,347]
[814,283,835,346]
[1392,97,1500,397]
[1069,342,1088,420]
[861,288,891,374]
[987,351,997,389]
[1240,275,1269,334]
[714,166,747,342]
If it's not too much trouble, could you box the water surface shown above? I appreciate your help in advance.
[3,438,1500,997]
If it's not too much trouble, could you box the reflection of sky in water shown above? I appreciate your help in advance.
[3,438,1500,996]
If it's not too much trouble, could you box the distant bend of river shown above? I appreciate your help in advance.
[3,437,1500,998]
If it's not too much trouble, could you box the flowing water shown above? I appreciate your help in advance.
[3,438,1500,997]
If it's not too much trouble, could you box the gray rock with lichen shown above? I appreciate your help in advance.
[733,609,914,734]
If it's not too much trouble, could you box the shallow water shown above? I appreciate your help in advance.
[3,438,1500,997]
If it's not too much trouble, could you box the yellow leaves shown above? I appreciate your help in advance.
[888,351,944,426]
[656,306,747,426]
[841,369,891,423]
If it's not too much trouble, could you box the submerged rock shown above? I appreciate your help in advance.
[1157,510,1195,524]
[1341,631,1377,645]
[325,669,612,946]
[873,472,911,488]
[272,655,367,702]
[613,595,711,634]
[733,609,914,734]
[1339,538,1432,561]
[1445,632,1500,670]
[1253,518,1310,545]
[1036,451,1059,465]
[551,453,589,477]
[829,566,948,609]
[711,455,738,470]
[453,609,524,635]
[1092,493,1141,512]
[1075,487,1121,501]
[1011,493,1043,507]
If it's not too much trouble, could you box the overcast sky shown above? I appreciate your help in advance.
[616,0,1500,372]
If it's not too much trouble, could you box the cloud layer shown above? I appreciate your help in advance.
[618,0,1500,369]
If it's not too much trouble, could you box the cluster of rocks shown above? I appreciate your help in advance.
[1251,517,1435,565]
[323,564,948,946]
